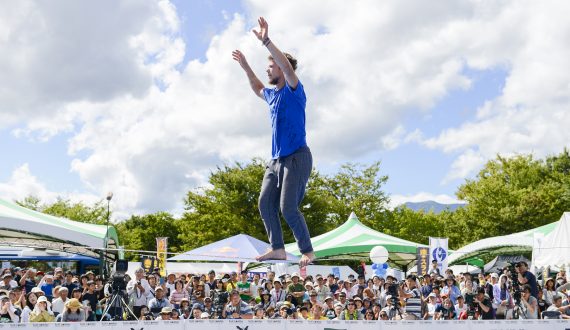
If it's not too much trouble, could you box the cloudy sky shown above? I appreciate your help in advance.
[1,0,569,218]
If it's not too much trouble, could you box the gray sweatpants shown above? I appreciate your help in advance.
[258,146,313,254]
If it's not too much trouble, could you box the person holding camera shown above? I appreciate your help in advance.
[473,287,494,319]
[223,290,253,319]
[126,267,151,317]
[516,262,538,299]
[398,275,422,320]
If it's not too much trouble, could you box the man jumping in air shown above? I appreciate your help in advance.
[232,17,315,267]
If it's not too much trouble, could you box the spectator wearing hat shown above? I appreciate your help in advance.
[259,290,274,310]
[155,306,173,320]
[225,272,239,292]
[424,293,438,319]
[51,286,69,316]
[322,295,336,319]
[202,296,214,317]
[190,303,204,319]
[147,286,171,317]
[270,279,285,305]
[287,273,305,307]
[314,275,330,302]
[339,299,363,320]
[29,296,55,322]
[223,290,253,319]
[0,293,19,323]
[60,298,86,322]
[307,289,320,308]
[441,275,461,305]
[0,273,15,291]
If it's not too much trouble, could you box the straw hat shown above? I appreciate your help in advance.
[66,298,82,309]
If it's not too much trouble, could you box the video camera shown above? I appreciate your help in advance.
[464,293,477,317]
[505,263,522,304]
[109,259,128,293]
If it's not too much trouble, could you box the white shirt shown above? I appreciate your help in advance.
[51,297,68,314]
[127,278,151,307]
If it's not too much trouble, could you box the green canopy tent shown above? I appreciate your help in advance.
[0,198,120,261]
[448,220,559,266]
[285,212,427,270]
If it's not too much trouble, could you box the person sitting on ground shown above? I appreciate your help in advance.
[0,294,19,323]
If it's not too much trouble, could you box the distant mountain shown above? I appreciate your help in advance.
[403,201,465,213]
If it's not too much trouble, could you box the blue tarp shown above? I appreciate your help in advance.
[168,234,300,263]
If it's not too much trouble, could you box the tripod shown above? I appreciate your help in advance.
[101,291,138,321]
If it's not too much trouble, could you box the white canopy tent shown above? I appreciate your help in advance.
[533,212,570,268]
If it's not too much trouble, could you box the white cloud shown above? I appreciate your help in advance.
[1,1,569,216]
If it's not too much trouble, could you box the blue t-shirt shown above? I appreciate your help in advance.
[263,80,307,159]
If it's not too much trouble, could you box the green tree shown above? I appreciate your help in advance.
[16,196,108,224]
[454,150,570,244]
[115,212,183,260]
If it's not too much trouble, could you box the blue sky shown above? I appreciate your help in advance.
[1,1,568,216]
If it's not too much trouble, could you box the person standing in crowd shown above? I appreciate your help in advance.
[126,267,151,317]
[517,262,538,299]
[441,275,461,305]
[236,271,252,302]
[0,294,19,323]
[398,275,422,320]
[29,296,55,322]
[232,17,315,267]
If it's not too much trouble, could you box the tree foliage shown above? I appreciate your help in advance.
[16,196,109,224]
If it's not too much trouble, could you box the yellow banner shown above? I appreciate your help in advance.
[156,237,168,277]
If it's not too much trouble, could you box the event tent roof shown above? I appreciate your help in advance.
[285,212,427,269]
[533,212,570,268]
[169,234,300,263]
[448,218,559,266]
[0,198,119,260]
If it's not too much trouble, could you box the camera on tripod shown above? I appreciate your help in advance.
[505,263,522,304]
[109,259,128,293]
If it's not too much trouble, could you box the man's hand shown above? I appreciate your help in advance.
[252,17,269,42]
[232,50,251,71]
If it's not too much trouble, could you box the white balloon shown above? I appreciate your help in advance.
[370,245,389,264]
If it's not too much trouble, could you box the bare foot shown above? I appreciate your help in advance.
[256,248,287,261]
[299,252,316,267]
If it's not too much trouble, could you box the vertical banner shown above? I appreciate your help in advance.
[141,256,156,274]
[156,237,168,277]
[416,247,430,276]
[332,267,341,279]
[429,237,448,274]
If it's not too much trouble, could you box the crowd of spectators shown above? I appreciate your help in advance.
[0,261,569,323]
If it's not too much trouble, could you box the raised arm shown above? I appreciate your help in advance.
[252,17,299,89]
[232,50,265,99]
